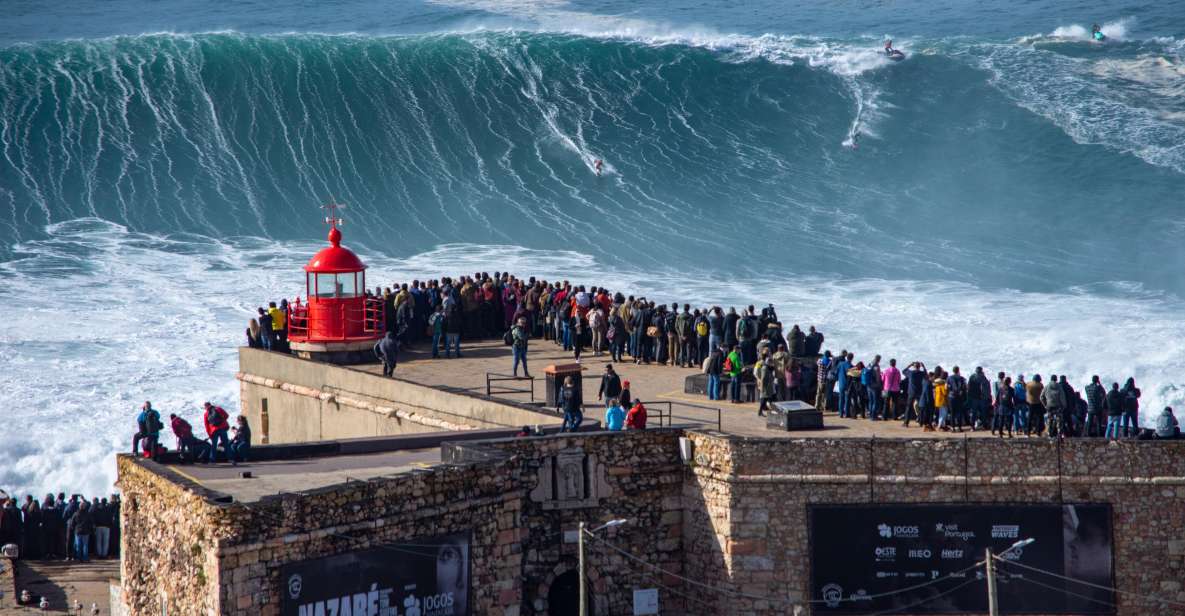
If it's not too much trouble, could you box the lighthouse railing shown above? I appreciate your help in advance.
[363,297,385,334]
[287,300,310,340]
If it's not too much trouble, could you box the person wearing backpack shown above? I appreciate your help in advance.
[726,345,744,403]
[132,401,162,458]
[705,346,724,401]
[428,305,446,359]
[674,304,693,367]
[589,306,606,357]
[664,303,679,366]
[834,353,853,418]
[203,402,231,463]
[737,306,758,365]
[511,317,531,378]
[694,310,710,366]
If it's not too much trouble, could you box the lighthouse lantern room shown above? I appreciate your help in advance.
[286,202,385,363]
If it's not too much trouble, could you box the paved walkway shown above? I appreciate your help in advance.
[362,338,1003,439]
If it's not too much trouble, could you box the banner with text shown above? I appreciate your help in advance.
[281,531,470,616]
[809,504,1113,614]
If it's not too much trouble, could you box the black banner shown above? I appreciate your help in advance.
[281,531,470,616]
[809,504,1114,614]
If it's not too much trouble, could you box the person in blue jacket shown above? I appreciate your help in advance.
[605,398,626,431]
[835,353,853,418]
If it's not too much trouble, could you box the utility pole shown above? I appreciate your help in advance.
[579,521,587,616]
[985,547,999,616]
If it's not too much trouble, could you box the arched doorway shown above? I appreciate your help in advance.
[547,569,582,615]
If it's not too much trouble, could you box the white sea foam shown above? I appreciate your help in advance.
[1024,18,1134,43]
[977,39,1185,174]
[2,226,1183,498]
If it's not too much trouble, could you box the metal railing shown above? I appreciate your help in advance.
[639,399,722,432]
[286,296,386,340]
[485,372,536,403]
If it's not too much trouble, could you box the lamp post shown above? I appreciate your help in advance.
[579,519,629,615]
[985,538,1035,616]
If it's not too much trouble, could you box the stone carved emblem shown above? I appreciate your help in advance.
[530,447,611,509]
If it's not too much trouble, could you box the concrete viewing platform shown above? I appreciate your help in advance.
[360,338,1005,440]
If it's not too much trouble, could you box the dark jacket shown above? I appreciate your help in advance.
[804,331,824,356]
[1104,389,1125,417]
[375,331,399,364]
[558,385,582,414]
[1084,382,1105,413]
[968,371,991,402]
[706,350,724,376]
[68,507,95,536]
[723,313,740,345]
[598,373,622,400]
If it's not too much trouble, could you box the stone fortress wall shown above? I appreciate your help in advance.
[118,430,1185,615]
[236,348,563,443]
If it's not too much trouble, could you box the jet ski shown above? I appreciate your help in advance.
[887,49,906,61]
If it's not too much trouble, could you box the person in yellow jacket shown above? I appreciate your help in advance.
[933,371,950,431]
[266,301,286,349]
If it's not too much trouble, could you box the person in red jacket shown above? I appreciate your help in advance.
[203,402,231,463]
[170,414,207,463]
[625,399,647,430]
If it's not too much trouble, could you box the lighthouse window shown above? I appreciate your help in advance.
[314,273,359,298]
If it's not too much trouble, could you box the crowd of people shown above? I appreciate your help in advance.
[130,401,253,465]
[802,354,1180,440]
[0,491,121,562]
[248,271,1176,440]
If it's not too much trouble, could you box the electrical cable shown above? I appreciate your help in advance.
[583,540,724,612]
[862,577,981,616]
[997,569,1119,611]
[994,555,1185,608]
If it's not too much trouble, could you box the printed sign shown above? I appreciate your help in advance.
[633,588,659,615]
[281,531,470,616]
[810,504,1114,614]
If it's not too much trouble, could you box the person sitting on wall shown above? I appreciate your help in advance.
[132,402,162,459]
[1156,406,1180,439]
[229,415,252,465]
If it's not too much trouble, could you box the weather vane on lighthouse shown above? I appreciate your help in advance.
[322,198,346,229]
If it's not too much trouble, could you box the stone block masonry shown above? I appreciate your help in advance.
[119,430,1185,615]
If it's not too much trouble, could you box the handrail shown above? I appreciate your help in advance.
[638,399,722,432]
[486,372,536,403]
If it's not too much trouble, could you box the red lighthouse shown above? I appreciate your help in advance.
[287,202,385,363]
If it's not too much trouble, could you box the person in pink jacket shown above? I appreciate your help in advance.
[881,358,902,420]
